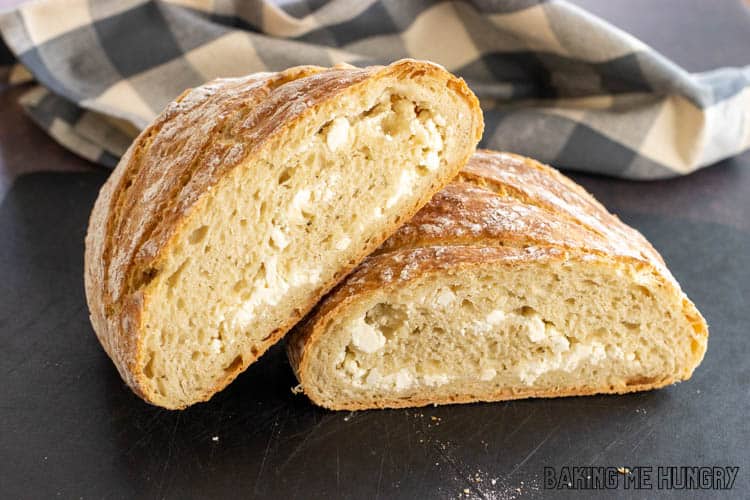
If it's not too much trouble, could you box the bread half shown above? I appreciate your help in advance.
[288,150,708,410]
[84,60,483,408]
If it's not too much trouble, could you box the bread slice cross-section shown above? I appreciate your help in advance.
[84,60,483,409]
[287,150,708,410]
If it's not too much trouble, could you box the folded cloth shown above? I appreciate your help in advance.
[1,0,748,178]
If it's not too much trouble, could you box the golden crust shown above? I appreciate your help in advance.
[287,151,709,410]
[84,59,483,407]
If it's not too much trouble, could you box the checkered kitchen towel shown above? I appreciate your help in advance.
[1,0,749,178]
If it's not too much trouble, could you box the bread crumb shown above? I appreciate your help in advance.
[212,436,219,442]
[617,467,631,474]
[291,384,304,395]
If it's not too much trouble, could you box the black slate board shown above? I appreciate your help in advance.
[1,168,748,499]
[3,1,750,497]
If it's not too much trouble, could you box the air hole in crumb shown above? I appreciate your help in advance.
[250,346,259,356]
[188,225,209,245]
[565,298,575,305]
[626,376,657,387]
[233,279,248,294]
[239,218,248,227]
[516,305,536,317]
[191,351,200,361]
[460,299,477,313]
[225,355,243,373]
[278,167,294,184]
[623,321,640,331]
[167,259,189,289]
[143,353,155,378]
[635,285,653,298]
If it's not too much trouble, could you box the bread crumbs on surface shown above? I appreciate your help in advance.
[211,436,219,442]
[617,467,631,474]
[290,384,304,395]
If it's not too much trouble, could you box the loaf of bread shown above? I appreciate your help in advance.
[287,150,708,410]
[84,60,483,409]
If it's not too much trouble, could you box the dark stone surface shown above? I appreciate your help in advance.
[1,1,749,498]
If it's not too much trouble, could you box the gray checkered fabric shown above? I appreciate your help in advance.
[1,0,749,178]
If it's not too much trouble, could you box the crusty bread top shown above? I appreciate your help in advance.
[84,60,483,400]
[288,151,708,375]
[378,150,668,274]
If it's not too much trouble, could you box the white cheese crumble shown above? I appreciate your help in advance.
[422,149,440,171]
[344,358,366,379]
[210,338,221,354]
[424,373,452,387]
[394,369,413,391]
[386,169,416,209]
[335,236,351,251]
[270,226,289,249]
[517,340,607,385]
[289,188,311,223]
[289,266,321,287]
[525,315,547,343]
[549,332,570,353]
[414,116,444,171]
[350,317,386,354]
[486,309,506,325]
[435,287,457,307]
[326,117,350,151]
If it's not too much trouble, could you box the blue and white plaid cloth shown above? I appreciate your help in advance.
[1,0,749,178]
